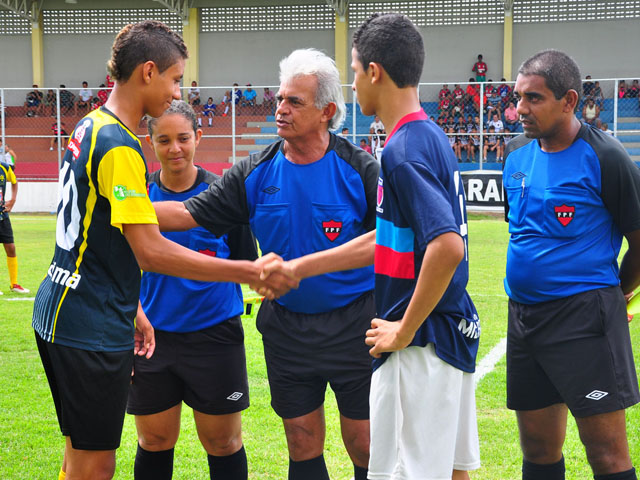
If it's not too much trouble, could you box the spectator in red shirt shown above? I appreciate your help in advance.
[438,94,451,116]
[472,54,487,82]
[97,84,109,106]
[438,84,450,100]
[359,139,372,155]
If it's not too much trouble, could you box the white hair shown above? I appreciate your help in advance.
[279,48,346,131]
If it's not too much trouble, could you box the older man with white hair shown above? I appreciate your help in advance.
[154,48,378,480]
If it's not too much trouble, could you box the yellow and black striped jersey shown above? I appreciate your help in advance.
[0,160,16,218]
[33,107,158,351]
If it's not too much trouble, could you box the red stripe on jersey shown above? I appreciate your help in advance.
[374,244,415,279]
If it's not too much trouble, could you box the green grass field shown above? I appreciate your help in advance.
[0,214,638,479]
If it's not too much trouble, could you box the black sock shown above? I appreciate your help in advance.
[288,455,330,480]
[594,468,637,480]
[523,456,565,480]
[353,464,368,480]
[207,446,248,480]
[134,445,174,480]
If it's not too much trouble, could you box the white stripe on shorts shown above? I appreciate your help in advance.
[368,344,481,480]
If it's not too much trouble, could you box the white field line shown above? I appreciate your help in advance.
[475,337,507,386]
[3,297,36,301]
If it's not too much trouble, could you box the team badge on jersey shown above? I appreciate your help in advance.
[554,204,574,226]
[198,248,217,257]
[376,177,384,213]
[323,220,342,241]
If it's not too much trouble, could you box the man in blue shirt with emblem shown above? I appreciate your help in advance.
[154,48,378,480]
[503,49,640,480]
[261,13,481,480]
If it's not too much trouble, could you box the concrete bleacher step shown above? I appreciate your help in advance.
[246,121,276,128]
[619,117,640,123]
[235,144,268,152]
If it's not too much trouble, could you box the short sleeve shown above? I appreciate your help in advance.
[389,161,458,250]
[7,166,16,185]
[600,143,640,234]
[97,146,157,232]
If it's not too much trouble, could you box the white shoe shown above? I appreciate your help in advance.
[49,147,53,151]
[10,284,30,293]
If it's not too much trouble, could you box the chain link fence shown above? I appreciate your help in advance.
[1,78,639,180]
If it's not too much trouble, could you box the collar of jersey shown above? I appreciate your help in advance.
[386,109,428,144]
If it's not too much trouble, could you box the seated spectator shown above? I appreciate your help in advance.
[445,115,456,131]
[451,98,464,119]
[24,85,43,117]
[601,122,614,136]
[582,97,600,125]
[465,114,476,133]
[242,84,257,107]
[232,83,242,105]
[618,81,626,99]
[485,81,501,112]
[498,78,512,106]
[59,85,74,115]
[472,54,487,82]
[198,97,216,127]
[627,79,639,98]
[105,74,115,90]
[467,128,479,162]
[503,101,519,132]
[50,121,68,151]
[359,138,372,154]
[488,112,504,134]
[455,115,467,133]
[447,127,462,162]
[592,81,604,109]
[263,87,276,114]
[438,84,450,100]
[0,139,16,167]
[437,116,447,132]
[372,128,386,161]
[188,81,201,106]
[97,84,108,107]
[452,84,464,102]
[483,125,503,162]
[75,81,93,116]
[582,75,594,99]
[90,97,101,111]
[438,94,451,116]
[44,89,57,117]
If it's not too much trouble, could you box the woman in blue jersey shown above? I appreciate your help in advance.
[128,100,257,480]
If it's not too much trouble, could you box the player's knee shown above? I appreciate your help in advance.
[201,431,243,457]
[137,431,177,452]
[284,425,324,460]
[520,433,562,463]
[583,439,631,474]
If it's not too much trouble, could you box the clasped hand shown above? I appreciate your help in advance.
[250,253,300,300]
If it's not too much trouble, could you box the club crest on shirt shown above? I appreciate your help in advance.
[198,249,217,257]
[554,204,575,226]
[376,177,384,213]
[323,220,342,241]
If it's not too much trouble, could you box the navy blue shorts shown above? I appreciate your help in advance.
[507,286,640,417]
[257,292,374,420]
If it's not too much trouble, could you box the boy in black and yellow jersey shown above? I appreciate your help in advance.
[32,21,297,480]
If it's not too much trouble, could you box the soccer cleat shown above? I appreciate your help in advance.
[10,284,30,294]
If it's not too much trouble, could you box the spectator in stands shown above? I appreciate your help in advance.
[97,84,109,107]
[242,84,257,108]
[618,80,626,99]
[447,126,461,162]
[592,81,604,109]
[59,84,74,115]
[188,80,201,106]
[438,84,450,100]
[49,121,68,151]
[44,89,57,117]
[0,139,16,168]
[467,127,479,162]
[483,125,503,162]
[452,84,464,102]
[105,73,115,90]
[488,112,504,134]
[503,101,519,132]
[232,83,242,105]
[458,126,469,161]
[445,115,456,131]
[263,87,276,114]
[498,78,512,106]
[465,114,476,132]
[24,84,43,117]
[451,97,464,119]
[601,122,614,136]
[75,81,93,116]
[627,79,639,98]
[485,80,501,113]
[455,115,467,134]
[582,97,600,125]
[582,74,594,99]
[359,138,372,154]
[438,94,451,117]
[199,96,216,127]
[472,54,487,82]
[369,114,384,134]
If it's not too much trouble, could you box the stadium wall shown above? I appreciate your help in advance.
[13,182,57,213]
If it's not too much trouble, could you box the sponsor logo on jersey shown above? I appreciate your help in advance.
[198,248,217,257]
[457,315,480,339]
[227,392,243,401]
[74,119,91,144]
[113,184,147,201]
[376,177,384,213]
[47,261,82,289]
[68,139,81,160]
[323,219,342,241]
[262,185,280,194]
[554,204,574,226]
[585,390,608,401]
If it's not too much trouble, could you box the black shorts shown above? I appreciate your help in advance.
[0,213,14,243]
[127,317,249,416]
[35,331,133,450]
[507,286,640,417]
[257,291,374,420]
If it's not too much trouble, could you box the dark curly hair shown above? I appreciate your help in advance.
[107,20,188,82]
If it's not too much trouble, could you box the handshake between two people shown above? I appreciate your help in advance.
[250,252,301,300]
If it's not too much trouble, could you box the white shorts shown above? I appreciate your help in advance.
[368,344,480,480]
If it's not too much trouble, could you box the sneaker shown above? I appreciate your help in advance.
[49,146,53,151]
[10,284,30,294]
